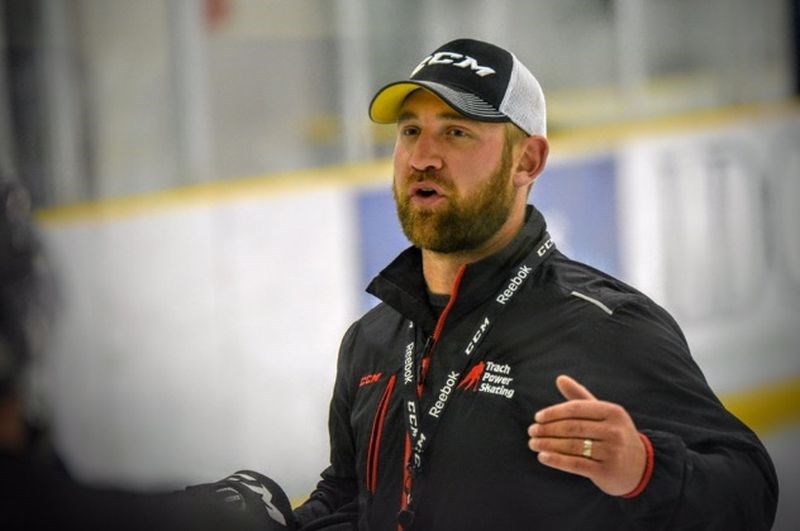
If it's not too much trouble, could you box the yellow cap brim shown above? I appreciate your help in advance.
[369,82,430,124]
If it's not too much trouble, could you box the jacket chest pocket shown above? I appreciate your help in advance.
[351,371,398,494]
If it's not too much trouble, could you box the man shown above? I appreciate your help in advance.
[294,38,778,530]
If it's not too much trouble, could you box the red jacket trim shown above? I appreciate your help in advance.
[621,433,655,499]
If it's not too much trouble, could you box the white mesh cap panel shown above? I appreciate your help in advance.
[498,54,547,136]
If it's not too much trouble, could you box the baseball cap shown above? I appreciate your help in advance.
[369,38,546,136]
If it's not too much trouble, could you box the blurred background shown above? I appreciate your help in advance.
[2,0,798,528]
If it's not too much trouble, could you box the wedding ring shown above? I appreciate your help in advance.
[581,438,593,459]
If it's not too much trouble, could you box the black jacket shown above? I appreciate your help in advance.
[298,206,778,530]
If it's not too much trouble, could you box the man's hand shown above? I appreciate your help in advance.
[527,375,646,496]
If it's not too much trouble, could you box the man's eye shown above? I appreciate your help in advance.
[401,127,419,136]
[448,128,467,138]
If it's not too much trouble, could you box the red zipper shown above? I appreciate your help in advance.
[366,373,397,494]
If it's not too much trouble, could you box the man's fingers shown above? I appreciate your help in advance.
[536,450,599,480]
[528,436,604,462]
[534,398,608,423]
[556,374,596,401]
[528,418,601,440]
[533,375,599,423]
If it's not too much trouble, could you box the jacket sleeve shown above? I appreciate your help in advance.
[294,323,360,528]
[583,299,779,530]
[622,428,778,530]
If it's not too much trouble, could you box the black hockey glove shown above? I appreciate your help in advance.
[185,470,296,530]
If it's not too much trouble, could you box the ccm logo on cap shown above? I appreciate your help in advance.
[410,52,496,78]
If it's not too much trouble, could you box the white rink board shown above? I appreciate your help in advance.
[42,188,360,496]
[616,115,800,393]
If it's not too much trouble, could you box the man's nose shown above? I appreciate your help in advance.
[408,133,444,172]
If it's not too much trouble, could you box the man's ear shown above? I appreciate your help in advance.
[512,135,549,189]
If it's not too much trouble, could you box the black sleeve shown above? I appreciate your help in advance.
[294,323,360,528]
[580,299,779,530]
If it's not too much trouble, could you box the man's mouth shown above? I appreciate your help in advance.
[408,182,447,207]
[410,181,445,198]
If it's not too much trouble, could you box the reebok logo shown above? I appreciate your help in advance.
[428,370,461,418]
[410,51,496,78]
[403,342,415,384]
[496,265,533,305]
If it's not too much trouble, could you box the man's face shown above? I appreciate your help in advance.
[392,90,516,253]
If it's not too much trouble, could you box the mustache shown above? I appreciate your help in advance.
[405,169,452,189]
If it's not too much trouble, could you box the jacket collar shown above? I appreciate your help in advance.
[366,205,548,332]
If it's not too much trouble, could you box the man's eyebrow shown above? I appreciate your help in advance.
[396,110,473,124]
[397,111,417,123]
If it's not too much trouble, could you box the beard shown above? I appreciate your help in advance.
[393,139,516,254]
